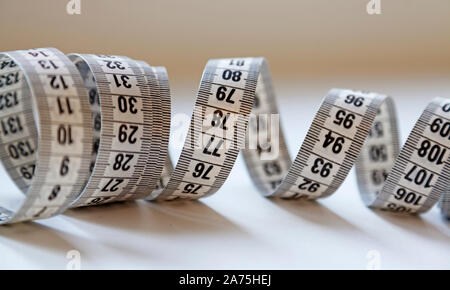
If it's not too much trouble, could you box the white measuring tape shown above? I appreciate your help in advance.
[67,53,170,207]
[0,50,448,225]
[0,48,93,224]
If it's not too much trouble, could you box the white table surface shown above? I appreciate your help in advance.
[0,76,449,270]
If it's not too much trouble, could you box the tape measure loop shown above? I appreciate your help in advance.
[0,48,93,224]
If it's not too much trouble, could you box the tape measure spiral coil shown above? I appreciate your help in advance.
[149,57,450,217]
[0,50,448,224]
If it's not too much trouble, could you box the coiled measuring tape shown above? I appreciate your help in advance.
[0,48,93,224]
[0,52,448,225]
[145,57,450,219]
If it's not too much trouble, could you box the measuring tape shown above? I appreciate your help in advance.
[67,54,170,207]
[0,48,93,224]
[0,51,448,224]
[145,57,450,219]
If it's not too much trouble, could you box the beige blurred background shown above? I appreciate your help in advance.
[1,0,450,80]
